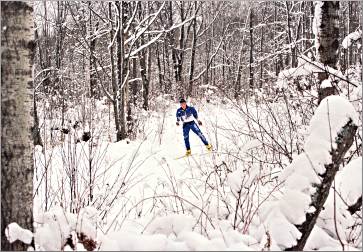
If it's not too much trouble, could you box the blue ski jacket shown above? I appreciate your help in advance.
[176,106,198,123]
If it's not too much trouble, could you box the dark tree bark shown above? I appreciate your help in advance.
[249,8,254,91]
[156,42,164,92]
[89,2,99,98]
[33,25,44,148]
[347,196,362,215]
[314,1,340,104]
[131,54,138,106]
[1,2,35,250]
[116,1,127,141]
[259,4,266,88]
[55,2,67,127]
[187,2,199,97]
[139,48,150,110]
[166,3,178,82]
[138,2,150,111]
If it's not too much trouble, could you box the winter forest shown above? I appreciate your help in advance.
[1,0,362,251]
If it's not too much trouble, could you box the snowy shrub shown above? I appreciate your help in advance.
[33,206,98,250]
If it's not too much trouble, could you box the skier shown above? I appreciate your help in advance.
[176,98,212,156]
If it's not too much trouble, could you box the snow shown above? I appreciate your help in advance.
[100,232,172,250]
[306,95,358,165]
[33,206,98,250]
[6,223,33,245]
[144,214,194,235]
[313,157,362,248]
[342,30,362,49]
[30,94,361,250]
[226,169,244,193]
[305,226,340,250]
[99,229,255,251]
[321,79,332,88]
[20,0,362,249]
[258,207,301,249]
[336,157,362,206]
[276,55,349,90]
[285,95,358,184]
[313,2,323,50]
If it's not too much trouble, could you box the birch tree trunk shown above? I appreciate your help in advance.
[1,2,35,250]
[314,1,340,103]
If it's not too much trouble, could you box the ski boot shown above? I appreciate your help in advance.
[186,149,192,156]
[206,144,213,151]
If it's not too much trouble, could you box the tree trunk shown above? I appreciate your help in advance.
[108,2,121,142]
[156,43,164,92]
[89,2,99,98]
[139,48,149,110]
[1,2,35,250]
[33,25,44,147]
[259,5,266,88]
[132,55,138,106]
[314,1,340,104]
[116,1,127,141]
[285,3,355,250]
[188,3,198,97]
[285,2,297,68]
[249,8,254,91]
[177,1,185,85]
[234,7,250,99]
[138,3,150,111]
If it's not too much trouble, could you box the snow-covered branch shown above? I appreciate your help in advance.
[260,95,358,250]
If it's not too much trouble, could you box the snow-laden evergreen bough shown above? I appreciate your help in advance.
[258,95,358,250]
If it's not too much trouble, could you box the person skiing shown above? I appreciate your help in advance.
[176,98,212,156]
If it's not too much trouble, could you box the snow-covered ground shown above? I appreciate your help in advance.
[28,94,361,250]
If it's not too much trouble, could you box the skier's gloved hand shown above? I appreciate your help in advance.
[176,121,180,126]
[198,120,202,126]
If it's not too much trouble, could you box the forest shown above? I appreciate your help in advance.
[1,1,362,251]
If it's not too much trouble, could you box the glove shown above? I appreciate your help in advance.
[198,120,202,126]
[176,121,180,126]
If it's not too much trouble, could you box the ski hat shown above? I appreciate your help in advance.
[179,98,186,103]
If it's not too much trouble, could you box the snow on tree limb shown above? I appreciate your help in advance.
[259,96,358,250]
[127,15,195,59]
[276,55,359,89]
[5,223,33,245]
[342,30,362,49]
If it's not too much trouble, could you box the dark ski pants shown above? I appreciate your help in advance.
[182,121,208,150]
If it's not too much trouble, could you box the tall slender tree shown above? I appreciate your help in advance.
[1,2,35,250]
